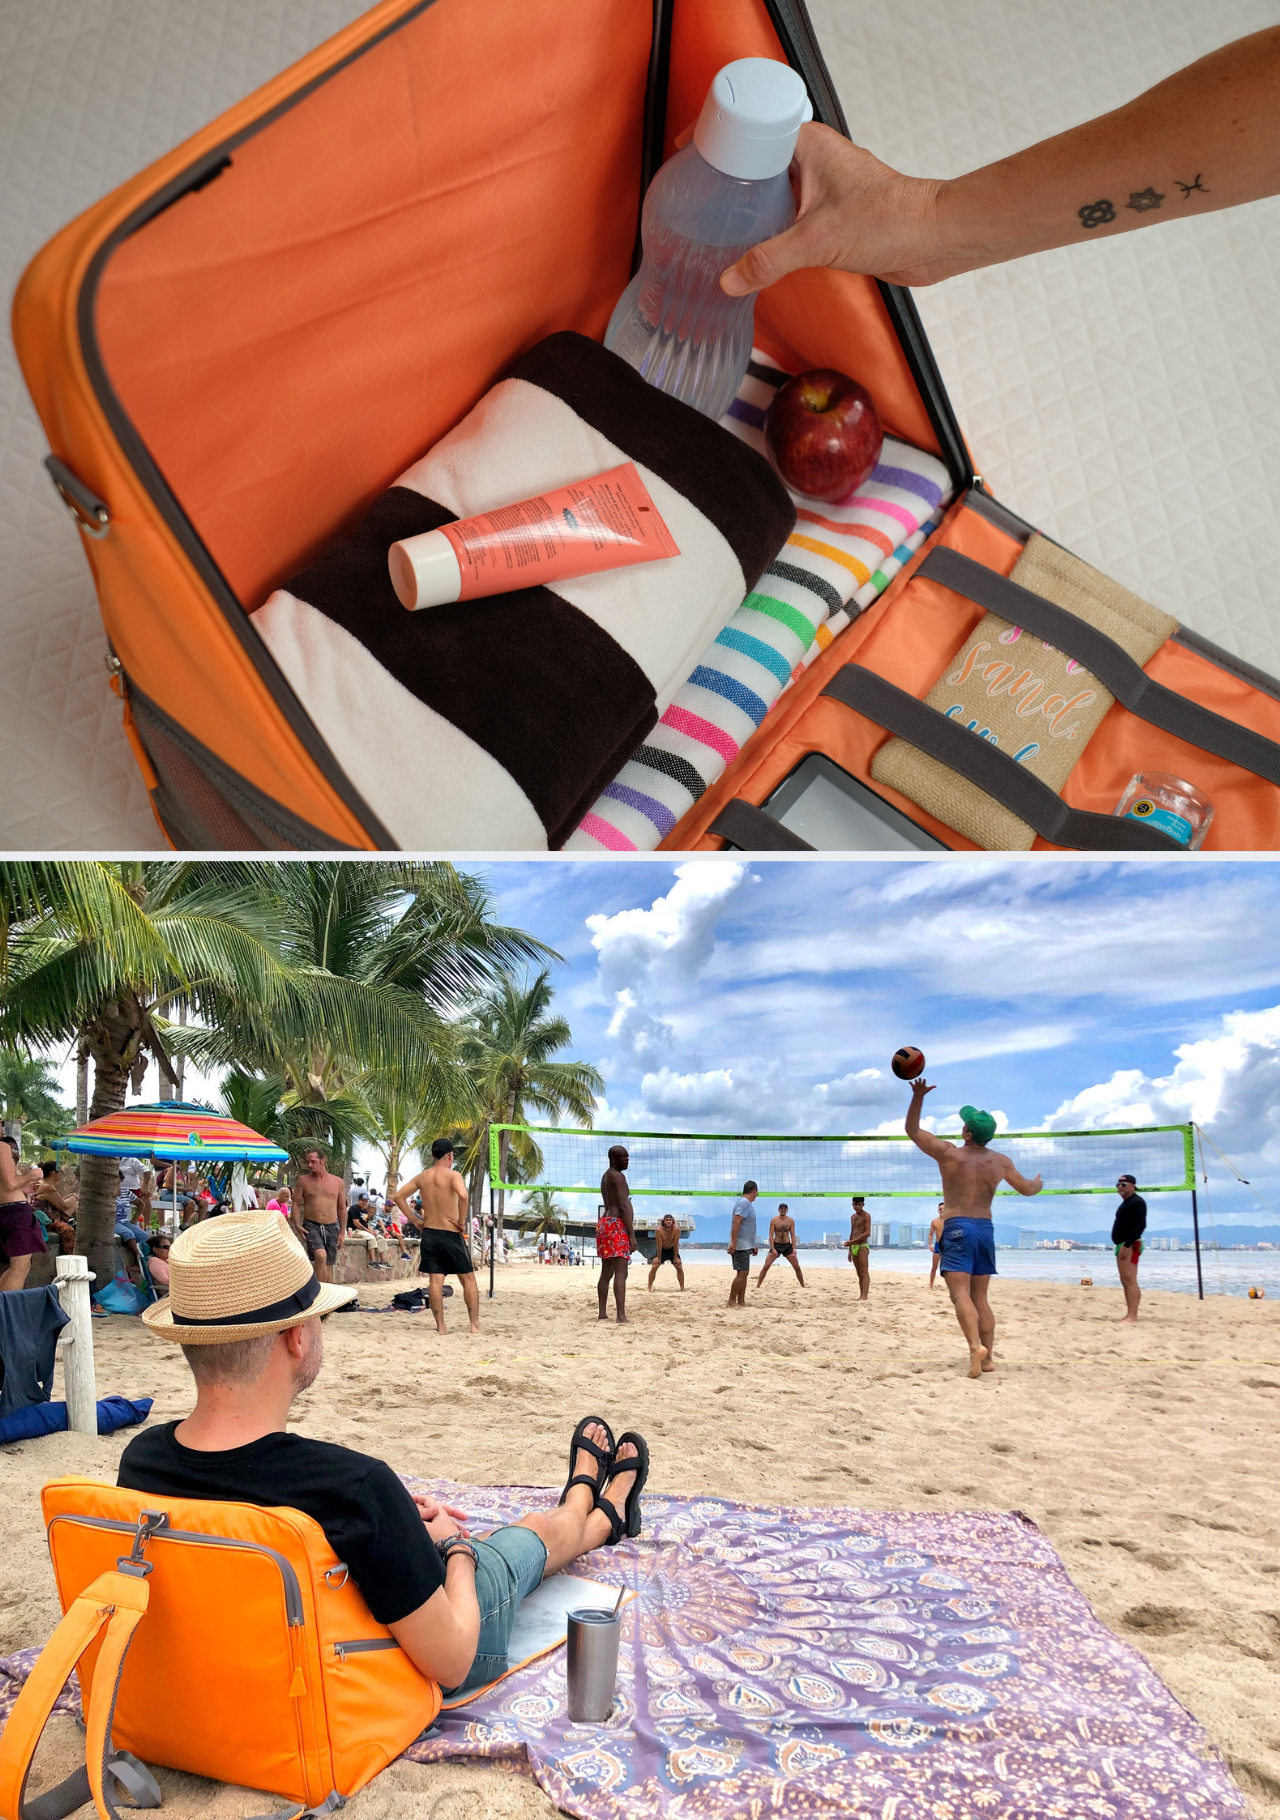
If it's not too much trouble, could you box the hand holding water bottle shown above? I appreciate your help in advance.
[715,27,1280,296]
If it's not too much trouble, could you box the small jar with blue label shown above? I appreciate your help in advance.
[1114,771,1213,849]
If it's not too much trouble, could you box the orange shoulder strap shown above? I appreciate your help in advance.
[0,1568,159,1820]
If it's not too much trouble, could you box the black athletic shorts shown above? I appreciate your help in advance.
[775,1241,793,1256]
[419,1230,475,1277]
[657,1246,676,1264]
[302,1220,340,1265]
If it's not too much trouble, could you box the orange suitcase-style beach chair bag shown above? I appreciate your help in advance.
[13,0,1280,851]
[0,1478,441,1820]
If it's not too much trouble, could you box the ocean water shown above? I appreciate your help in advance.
[790,1246,1279,1299]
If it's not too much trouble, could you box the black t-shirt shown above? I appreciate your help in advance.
[118,1423,444,1625]
[1111,1192,1148,1247]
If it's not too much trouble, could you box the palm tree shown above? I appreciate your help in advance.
[0,862,503,1287]
[177,862,556,1185]
[0,1047,67,1147]
[512,1186,569,1244]
[464,970,603,1249]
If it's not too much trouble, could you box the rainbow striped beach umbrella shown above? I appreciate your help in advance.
[53,1101,289,1164]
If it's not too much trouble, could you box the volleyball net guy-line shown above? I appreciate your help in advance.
[482,1121,1206,1300]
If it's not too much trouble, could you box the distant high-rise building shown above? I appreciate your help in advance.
[1018,1230,1036,1249]
[870,1222,892,1248]
[892,1222,915,1248]
[822,1232,843,1248]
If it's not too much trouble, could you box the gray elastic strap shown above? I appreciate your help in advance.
[22,1767,91,1820]
[820,666,1182,850]
[919,546,1280,788]
[104,1753,161,1809]
[242,1792,347,1820]
[21,1750,161,1820]
[708,798,815,851]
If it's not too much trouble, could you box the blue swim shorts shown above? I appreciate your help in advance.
[939,1217,997,1278]
[442,1523,548,1698]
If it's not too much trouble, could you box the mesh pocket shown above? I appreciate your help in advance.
[128,683,350,850]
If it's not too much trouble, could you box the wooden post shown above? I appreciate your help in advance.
[55,1253,98,1435]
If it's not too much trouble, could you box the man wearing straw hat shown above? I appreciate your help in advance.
[906,1079,1042,1378]
[119,1211,650,1697]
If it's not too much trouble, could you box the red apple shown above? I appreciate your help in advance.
[764,368,883,502]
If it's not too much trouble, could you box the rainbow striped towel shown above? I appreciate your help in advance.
[565,354,952,851]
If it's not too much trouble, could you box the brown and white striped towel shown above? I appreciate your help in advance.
[250,332,795,849]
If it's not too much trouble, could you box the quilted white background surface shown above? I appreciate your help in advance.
[810,0,1280,672]
[0,0,371,852]
[1,0,1277,849]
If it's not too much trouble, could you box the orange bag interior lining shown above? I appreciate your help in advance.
[667,500,1280,851]
[91,0,948,615]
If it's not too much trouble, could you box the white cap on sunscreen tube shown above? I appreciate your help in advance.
[389,529,462,611]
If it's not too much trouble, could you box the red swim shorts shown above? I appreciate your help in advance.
[595,1214,631,1260]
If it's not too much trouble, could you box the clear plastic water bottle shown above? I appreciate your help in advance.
[605,59,812,422]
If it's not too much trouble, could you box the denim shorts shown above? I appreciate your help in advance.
[443,1523,548,1698]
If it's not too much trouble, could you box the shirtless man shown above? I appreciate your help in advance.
[757,1203,805,1288]
[928,1202,945,1288]
[647,1212,685,1291]
[597,1146,636,1323]
[393,1139,480,1335]
[846,1195,871,1301]
[906,1081,1042,1377]
[292,1148,347,1284]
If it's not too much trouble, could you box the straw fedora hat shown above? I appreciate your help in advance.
[142,1210,356,1343]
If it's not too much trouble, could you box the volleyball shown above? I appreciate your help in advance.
[892,1045,925,1080]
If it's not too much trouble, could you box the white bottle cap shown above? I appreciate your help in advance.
[693,59,813,182]
[388,527,462,611]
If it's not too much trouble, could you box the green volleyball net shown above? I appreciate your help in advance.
[489,1123,1194,1200]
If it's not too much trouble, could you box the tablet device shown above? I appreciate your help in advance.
[758,754,951,850]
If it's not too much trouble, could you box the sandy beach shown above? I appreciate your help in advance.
[4,1262,1278,1820]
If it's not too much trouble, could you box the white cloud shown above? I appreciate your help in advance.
[604,988,675,1060]
[1042,1004,1280,1183]
[587,861,751,994]
[812,1067,897,1114]
[718,868,1280,1008]
[587,861,751,1063]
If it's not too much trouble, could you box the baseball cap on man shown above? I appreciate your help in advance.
[959,1106,997,1146]
[141,1210,355,1343]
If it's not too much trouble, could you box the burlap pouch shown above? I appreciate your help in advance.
[871,534,1178,848]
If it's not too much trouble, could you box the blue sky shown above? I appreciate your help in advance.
[470,857,1280,1240]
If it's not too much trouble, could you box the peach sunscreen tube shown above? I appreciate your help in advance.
[389,463,679,610]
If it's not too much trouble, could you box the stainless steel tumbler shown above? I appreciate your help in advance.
[566,1607,622,1722]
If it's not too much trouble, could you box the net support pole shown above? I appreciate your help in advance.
[55,1253,98,1435]
[488,1181,496,1299]
[1190,1186,1204,1300]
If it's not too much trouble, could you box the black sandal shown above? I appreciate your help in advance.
[595,1431,649,1545]
[559,1415,615,1507]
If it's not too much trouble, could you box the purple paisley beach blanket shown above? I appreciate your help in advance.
[1,1484,1247,1820]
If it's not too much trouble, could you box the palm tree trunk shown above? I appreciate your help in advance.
[387,1133,401,1197]
[77,1001,144,1291]
[496,1094,517,1255]
[75,1049,89,1125]
[175,1004,187,1101]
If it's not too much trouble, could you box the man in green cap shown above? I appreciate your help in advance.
[905,1078,1042,1377]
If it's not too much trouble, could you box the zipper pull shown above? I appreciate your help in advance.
[289,1665,307,1696]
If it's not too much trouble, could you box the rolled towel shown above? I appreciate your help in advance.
[568,353,952,852]
[250,332,794,850]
